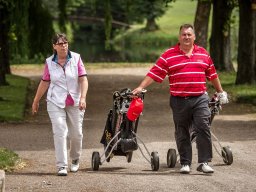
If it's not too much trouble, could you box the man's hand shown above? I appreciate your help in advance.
[216,91,229,104]
[132,87,143,95]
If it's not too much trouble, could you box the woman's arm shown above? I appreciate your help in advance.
[32,80,50,114]
[79,76,88,110]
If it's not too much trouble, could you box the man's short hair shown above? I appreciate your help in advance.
[179,24,194,33]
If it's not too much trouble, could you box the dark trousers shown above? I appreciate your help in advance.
[170,94,212,165]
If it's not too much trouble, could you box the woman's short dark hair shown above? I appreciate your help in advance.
[52,33,68,45]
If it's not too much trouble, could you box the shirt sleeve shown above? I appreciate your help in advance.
[146,53,169,83]
[42,62,50,81]
[78,57,87,77]
[205,56,218,81]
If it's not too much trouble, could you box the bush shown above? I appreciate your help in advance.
[0,148,21,171]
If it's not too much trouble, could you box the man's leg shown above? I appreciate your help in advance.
[192,94,214,173]
[170,96,192,166]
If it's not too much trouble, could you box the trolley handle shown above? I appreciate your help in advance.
[209,98,222,115]
[120,89,147,99]
[209,100,220,107]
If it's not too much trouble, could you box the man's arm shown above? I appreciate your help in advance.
[210,77,223,93]
[210,77,229,104]
[132,76,154,94]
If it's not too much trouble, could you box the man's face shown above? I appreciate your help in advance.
[178,27,195,47]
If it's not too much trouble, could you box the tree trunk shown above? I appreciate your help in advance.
[0,2,10,85]
[58,0,67,33]
[236,0,255,84]
[145,17,159,31]
[194,0,211,49]
[210,0,235,71]
[253,0,256,82]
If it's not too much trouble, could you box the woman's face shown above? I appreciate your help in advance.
[53,38,68,55]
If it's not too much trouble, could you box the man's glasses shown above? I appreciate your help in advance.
[55,42,68,46]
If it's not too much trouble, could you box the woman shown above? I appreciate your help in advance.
[32,33,88,176]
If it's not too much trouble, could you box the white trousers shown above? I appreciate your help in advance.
[47,101,85,168]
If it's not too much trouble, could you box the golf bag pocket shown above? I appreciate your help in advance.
[120,138,138,153]
[100,110,113,145]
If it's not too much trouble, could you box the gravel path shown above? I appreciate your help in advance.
[1,66,256,192]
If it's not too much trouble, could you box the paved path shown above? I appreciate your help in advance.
[1,67,256,192]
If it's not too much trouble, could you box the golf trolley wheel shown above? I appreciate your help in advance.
[222,146,233,165]
[167,148,177,168]
[151,151,159,171]
[126,152,133,163]
[92,151,101,171]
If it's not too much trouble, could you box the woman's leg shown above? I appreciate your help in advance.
[47,101,68,168]
[66,106,85,161]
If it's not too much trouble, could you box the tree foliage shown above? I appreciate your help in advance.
[104,0,112,49]
[9,0,30,63]
[0,0,256,86]
[28,0,54,58]
[129,0,167,31]
[58,0,68,33]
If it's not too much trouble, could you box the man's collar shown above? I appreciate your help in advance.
[176,43,198,53]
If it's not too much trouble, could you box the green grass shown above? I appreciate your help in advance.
[124,0,197,35]
[0,148,22,171]
[0,75,30,122]
[207,72,256,105]
[113,0,197,60]
[158,0,197,34]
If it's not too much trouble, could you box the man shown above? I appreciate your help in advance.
[132,24,228,174]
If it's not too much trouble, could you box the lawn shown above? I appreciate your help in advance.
[0,75,29,122]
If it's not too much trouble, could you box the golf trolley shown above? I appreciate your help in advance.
[166,95,233,168]
[91,88,160,171]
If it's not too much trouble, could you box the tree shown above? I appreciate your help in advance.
[58,0,68,33]
[68,0,129,48]
[131,0,167,31]
[9,0,30,64]
[235,0,256,84]
[194,0,211,49]
[104,0,112,49]
[253,0,256,82]
[0,0,14,85]
[209,0,236,71]
[28,0,54,58]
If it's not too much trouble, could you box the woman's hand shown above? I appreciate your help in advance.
[79,98,86,110]
[32,101,39,115]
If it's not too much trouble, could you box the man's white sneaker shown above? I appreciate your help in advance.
[180,165,190,174]
[70,159,79,172]
[197,163,214,173]
[57,167,67,176]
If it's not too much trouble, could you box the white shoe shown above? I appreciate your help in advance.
[57,167,68,176]
[70,159,79,172]
[197,163,214,173]
[180,165,190,174]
